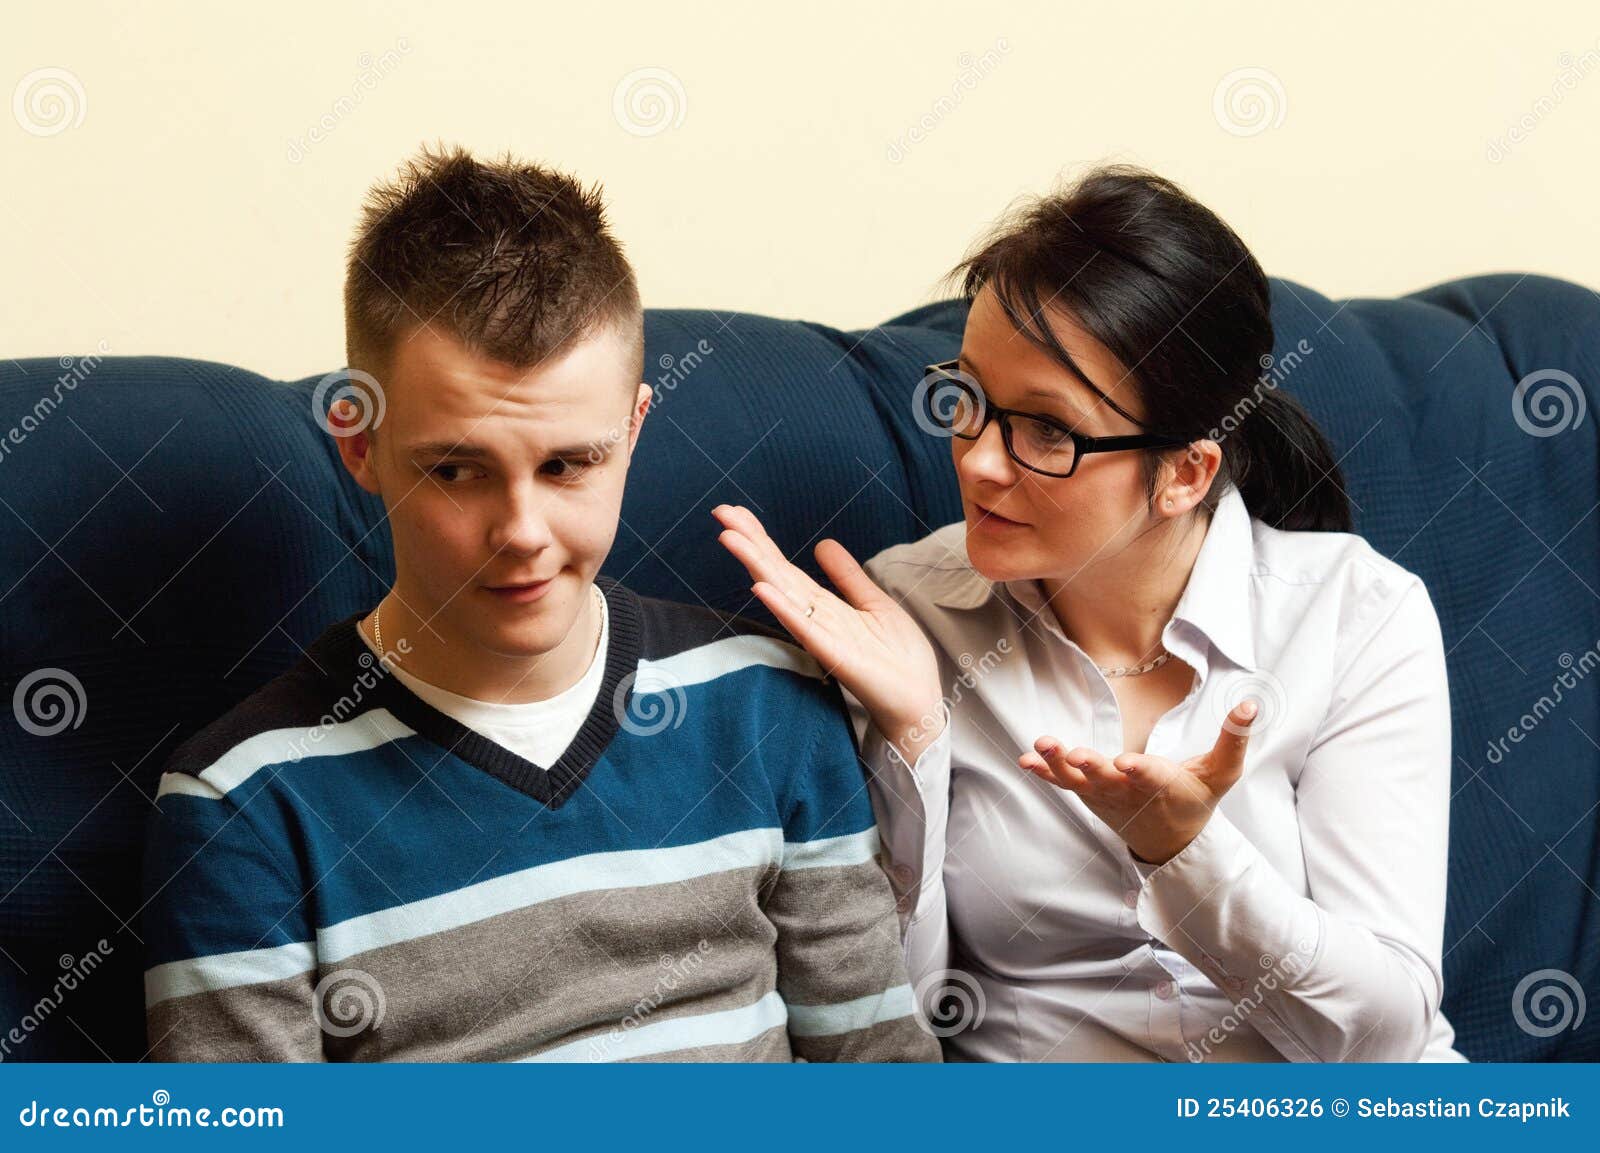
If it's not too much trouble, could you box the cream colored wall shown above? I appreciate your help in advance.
[5,1,1597,381]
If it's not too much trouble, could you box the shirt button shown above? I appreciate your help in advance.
[1123,889,1140,908]
[892,864,915,886]
[1155,979,1175,1000]
[895,894,912,914]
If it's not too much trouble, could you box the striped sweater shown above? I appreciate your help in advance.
[141,577,939,1063]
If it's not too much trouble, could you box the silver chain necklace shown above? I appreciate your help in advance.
[1096,650,1172,678]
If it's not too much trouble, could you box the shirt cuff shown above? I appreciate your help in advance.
[1133,808,1322,986]
[860,706,952,924]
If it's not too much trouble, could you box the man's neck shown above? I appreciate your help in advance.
[360,584,603,705]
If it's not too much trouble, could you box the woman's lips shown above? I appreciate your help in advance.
[483,576,556,604]
[973,503,1027,530]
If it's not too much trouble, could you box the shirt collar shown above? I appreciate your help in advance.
[929,487,1257,671]
[1167,486,1256,671]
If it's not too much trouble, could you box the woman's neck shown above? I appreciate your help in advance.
[1039,514,1208,668]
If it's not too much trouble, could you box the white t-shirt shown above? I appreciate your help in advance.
[360,584,609,769]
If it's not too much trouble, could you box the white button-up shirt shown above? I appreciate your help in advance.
[848,487,1463,1062]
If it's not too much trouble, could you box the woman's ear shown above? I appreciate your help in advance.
[1156,440,1222,517]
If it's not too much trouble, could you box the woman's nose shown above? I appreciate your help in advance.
[956,419,1019,488]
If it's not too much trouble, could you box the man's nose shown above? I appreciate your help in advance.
[488,481,555,556]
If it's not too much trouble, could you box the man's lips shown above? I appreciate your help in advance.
[482,575,558,602]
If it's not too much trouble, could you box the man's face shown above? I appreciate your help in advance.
[343,322,649,661]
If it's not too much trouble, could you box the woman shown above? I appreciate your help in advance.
[712,166,1461,1062]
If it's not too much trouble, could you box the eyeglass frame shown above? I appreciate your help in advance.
[922,358,1192,478]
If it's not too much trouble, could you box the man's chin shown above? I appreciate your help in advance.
[468,595,589,658]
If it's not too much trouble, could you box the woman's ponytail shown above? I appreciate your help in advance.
[1225,390,1352,533]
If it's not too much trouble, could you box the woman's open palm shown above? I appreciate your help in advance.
[711,505,944,750]
[1019,701,1259,865]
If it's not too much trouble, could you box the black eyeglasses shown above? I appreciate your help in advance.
[920,359,1190,478]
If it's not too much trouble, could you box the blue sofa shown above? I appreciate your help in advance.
[2,275,1597,1061]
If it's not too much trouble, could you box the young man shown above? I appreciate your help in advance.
[140,145,938,1063]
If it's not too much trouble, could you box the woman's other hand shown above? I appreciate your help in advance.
[1019,700,1258,865]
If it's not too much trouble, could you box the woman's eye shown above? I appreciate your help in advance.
[1019,419,1069,448]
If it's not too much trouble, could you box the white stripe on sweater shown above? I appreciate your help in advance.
[154,708,415,803]
[519,990,789,1062]
[145,940,316,1007]
[633,633,823,693]
[786,983,918,1037]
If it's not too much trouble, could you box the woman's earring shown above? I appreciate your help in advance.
[1165,498,1175,509]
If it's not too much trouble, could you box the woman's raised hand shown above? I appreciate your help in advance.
[712,505,945,761]
[1019,700,1259,866]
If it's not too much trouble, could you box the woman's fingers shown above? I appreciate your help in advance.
[749,581,840,669]
[1112,752,1177,792]
[813,538,888,612]
[1021,742,1087,792]
[713,506,823,602]
[1058,744,1121,787]
[1019,751,1071,789]
[711,502,773,544]
[1198,699,1258,789]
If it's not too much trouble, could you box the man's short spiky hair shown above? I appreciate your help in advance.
[344,143,642,379]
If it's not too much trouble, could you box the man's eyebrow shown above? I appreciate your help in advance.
[406,441,487,459]
[405,439,608,459]
[548,442,607,458]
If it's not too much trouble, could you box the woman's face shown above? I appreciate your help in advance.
[952,286,1166,584]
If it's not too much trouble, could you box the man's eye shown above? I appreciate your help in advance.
[542,458,592,480]
[429,464,475,483]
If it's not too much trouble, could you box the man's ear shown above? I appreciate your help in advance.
[330,399,383,495]
[626,382,653,455]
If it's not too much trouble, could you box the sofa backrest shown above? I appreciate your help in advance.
[1,274,1596,1060]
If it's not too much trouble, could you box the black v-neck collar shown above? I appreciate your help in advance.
[306,576,641,809]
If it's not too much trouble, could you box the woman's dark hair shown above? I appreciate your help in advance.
[951,165,1351,533]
